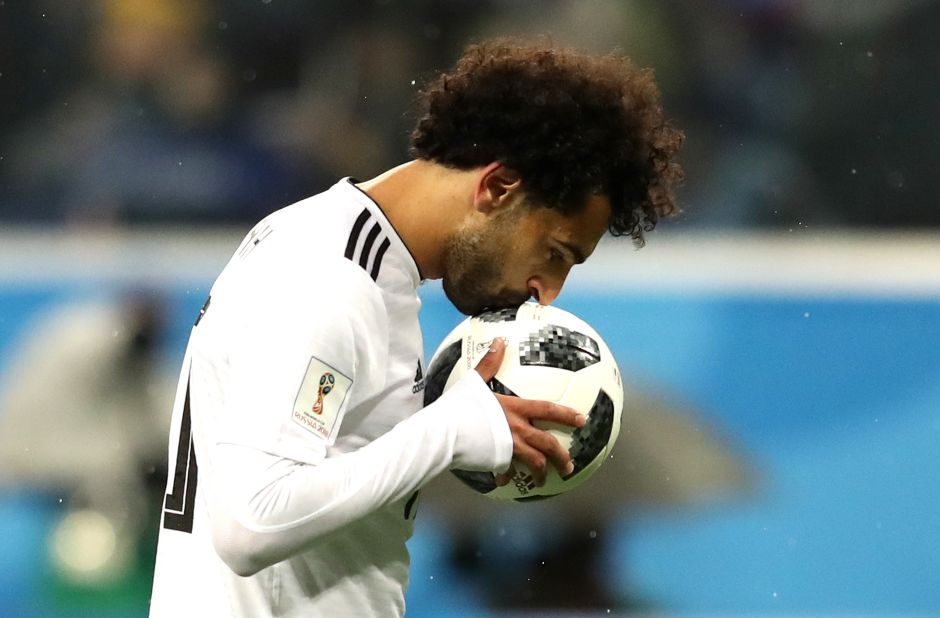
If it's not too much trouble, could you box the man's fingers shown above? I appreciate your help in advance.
[531,401,585,427]
[507,398,585,428]
[525,428,574,477]
[496,426,575,489]
[473,337,505,382]
[513,442,548,486]
[492,386,585,489]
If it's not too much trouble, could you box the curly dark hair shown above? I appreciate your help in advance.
[410,39,684,246]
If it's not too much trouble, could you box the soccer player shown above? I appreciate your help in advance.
[149,39,682,616]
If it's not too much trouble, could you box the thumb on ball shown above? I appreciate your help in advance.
[474,338,505,381]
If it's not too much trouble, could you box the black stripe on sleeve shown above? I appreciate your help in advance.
[358,223,382,270]
[344,208,372,260]
[370,238,391,281]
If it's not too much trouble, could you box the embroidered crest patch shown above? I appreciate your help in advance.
[292,356,352,443]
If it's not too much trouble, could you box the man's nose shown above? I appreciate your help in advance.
[528,277,562,306]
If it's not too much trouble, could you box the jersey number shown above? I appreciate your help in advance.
[163,296,210,533]
[403,490,419,520]
[163,378,199,533]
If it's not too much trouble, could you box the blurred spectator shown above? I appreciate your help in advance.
[0,0,301,225]
[0,293,174,603]
[244,0,490,183]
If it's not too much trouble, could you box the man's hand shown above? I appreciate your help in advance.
[474,337,586,487]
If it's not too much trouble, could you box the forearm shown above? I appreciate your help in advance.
[209,370,511,576]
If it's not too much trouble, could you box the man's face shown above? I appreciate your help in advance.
[441,193,611,315]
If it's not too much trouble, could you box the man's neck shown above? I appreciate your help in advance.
[356,160,475,280]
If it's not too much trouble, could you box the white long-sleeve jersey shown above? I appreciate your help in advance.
[149,179,513,617]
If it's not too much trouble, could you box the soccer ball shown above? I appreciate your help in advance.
[424,302,624,501]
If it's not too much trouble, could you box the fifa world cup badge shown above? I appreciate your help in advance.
[292,357,352,442]
[312,372,335,414]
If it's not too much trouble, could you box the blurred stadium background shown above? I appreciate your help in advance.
[0,0,938,616]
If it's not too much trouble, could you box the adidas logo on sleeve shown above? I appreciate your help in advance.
[412,360,425,394]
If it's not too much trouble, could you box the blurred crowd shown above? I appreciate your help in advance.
[0,0,937,230]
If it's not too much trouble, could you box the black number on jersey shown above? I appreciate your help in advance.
[164,298,211,533]
[163,377,199,533]
[194,295,211,327]
[403,490,419,520]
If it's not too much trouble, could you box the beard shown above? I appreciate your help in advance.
[441,216,529,316]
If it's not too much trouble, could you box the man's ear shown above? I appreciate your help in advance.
[473,162,522,215]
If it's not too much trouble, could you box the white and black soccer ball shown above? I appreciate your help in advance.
[424,302,624,501]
